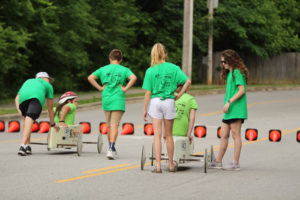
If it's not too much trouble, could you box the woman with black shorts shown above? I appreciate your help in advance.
[210,50,249,171]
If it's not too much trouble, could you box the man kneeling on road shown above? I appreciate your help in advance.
[15,72,57,156]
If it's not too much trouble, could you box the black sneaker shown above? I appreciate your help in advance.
[25,146,32,155]
[18,146,27,156]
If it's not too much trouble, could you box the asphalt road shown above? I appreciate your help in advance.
[1,90,300,200]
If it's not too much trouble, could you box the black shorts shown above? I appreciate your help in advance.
[222,118,244,125]
[19,98,42,121]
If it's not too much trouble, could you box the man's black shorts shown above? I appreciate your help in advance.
[222,118,244,125]
[19,98,42,121]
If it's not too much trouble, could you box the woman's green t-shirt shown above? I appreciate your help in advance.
[223,69,248,120]
[142,62,188,100]
[92,64,134,111]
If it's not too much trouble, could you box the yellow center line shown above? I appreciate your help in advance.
[198,111,222,117]
[82,164,131,174]
[56,127,300,183]
[197,97,300,118]
[0,137,46,144]
[55,164,140,183]
[247,98,300,109]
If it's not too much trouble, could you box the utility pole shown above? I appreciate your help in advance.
[207,0,214,85]
[182,0,193,81]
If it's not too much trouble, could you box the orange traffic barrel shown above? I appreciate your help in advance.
[269,129,281,142]
[194,125,206,138]
[8,121,20,133]
[32,122,39,133]
[121,123,134,135]
[99,122,108,135]
[80,122,91,134]
[217,127,221,138]
[0,120,5,132]
[297,131,300,143]
[245,128,258,141]
[39,121,50,133]
[144,123,154,136]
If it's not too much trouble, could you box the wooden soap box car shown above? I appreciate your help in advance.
[31,124,103,156]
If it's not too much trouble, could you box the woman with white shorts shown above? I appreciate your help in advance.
[143,43,191,173]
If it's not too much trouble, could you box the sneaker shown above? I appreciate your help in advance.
[209,159,223,169]
[18,146,27,156]
[223,161,240,171]
[25,146,32,155]
[106,149,116,160]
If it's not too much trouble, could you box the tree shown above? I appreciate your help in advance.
[213,0,300,57]
[0,24,31,98]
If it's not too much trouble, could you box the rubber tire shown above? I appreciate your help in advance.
[204,148,208,173]
[77,136,83,156]
[151,143,154,166]
[97,134,103,154]
[141,146,146,170]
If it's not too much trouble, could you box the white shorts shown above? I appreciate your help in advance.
[148,97,177,120]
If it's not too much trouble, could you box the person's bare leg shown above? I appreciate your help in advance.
[104,111,111,145]
[164,119,175,169]
[216,122,230,162]
[152,118,163,170]
[110,124,118,143]
[107,126,111,145]
[22,116,34,145]
[230,120,242,164]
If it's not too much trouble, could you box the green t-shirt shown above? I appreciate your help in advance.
[223,69,248,120]
[18,78,54,106]
[54,103,77,125]
[92,64,134,111]
[173,93,198,136]
[142,62,188,100]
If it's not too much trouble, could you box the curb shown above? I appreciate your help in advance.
[1,86,300,121]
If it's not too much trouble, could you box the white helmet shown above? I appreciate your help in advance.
[58,91,78,104]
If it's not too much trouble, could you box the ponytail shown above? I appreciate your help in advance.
[151,43,167,67]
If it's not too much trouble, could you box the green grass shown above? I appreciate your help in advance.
[0,108,19,115]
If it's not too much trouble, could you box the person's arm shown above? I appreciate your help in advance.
[223,85,245,113]
[15,94,22,117]
[175,79,191,101]
[47,99,55,125]
[88,74,104,92]
[187,109,196,144]
[120,74,137,93]
[58,105,70,127]
[143,90,152,121]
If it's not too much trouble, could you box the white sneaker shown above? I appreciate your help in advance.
[209,159,223,169]
[223,161,240,171]
[106,149,116,160]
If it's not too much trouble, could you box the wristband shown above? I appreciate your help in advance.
[59,120,65,122]
[227,100,231,104]
[50,123,56,127]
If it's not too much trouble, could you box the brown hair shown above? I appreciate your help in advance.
[220,49,249,83]
[151,43,167,67]
[54,99,75,120]
[109,49,123,62]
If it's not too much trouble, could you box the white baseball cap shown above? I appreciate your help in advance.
[35,72,54,83]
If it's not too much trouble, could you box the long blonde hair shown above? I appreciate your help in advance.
[151,43,167,67]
